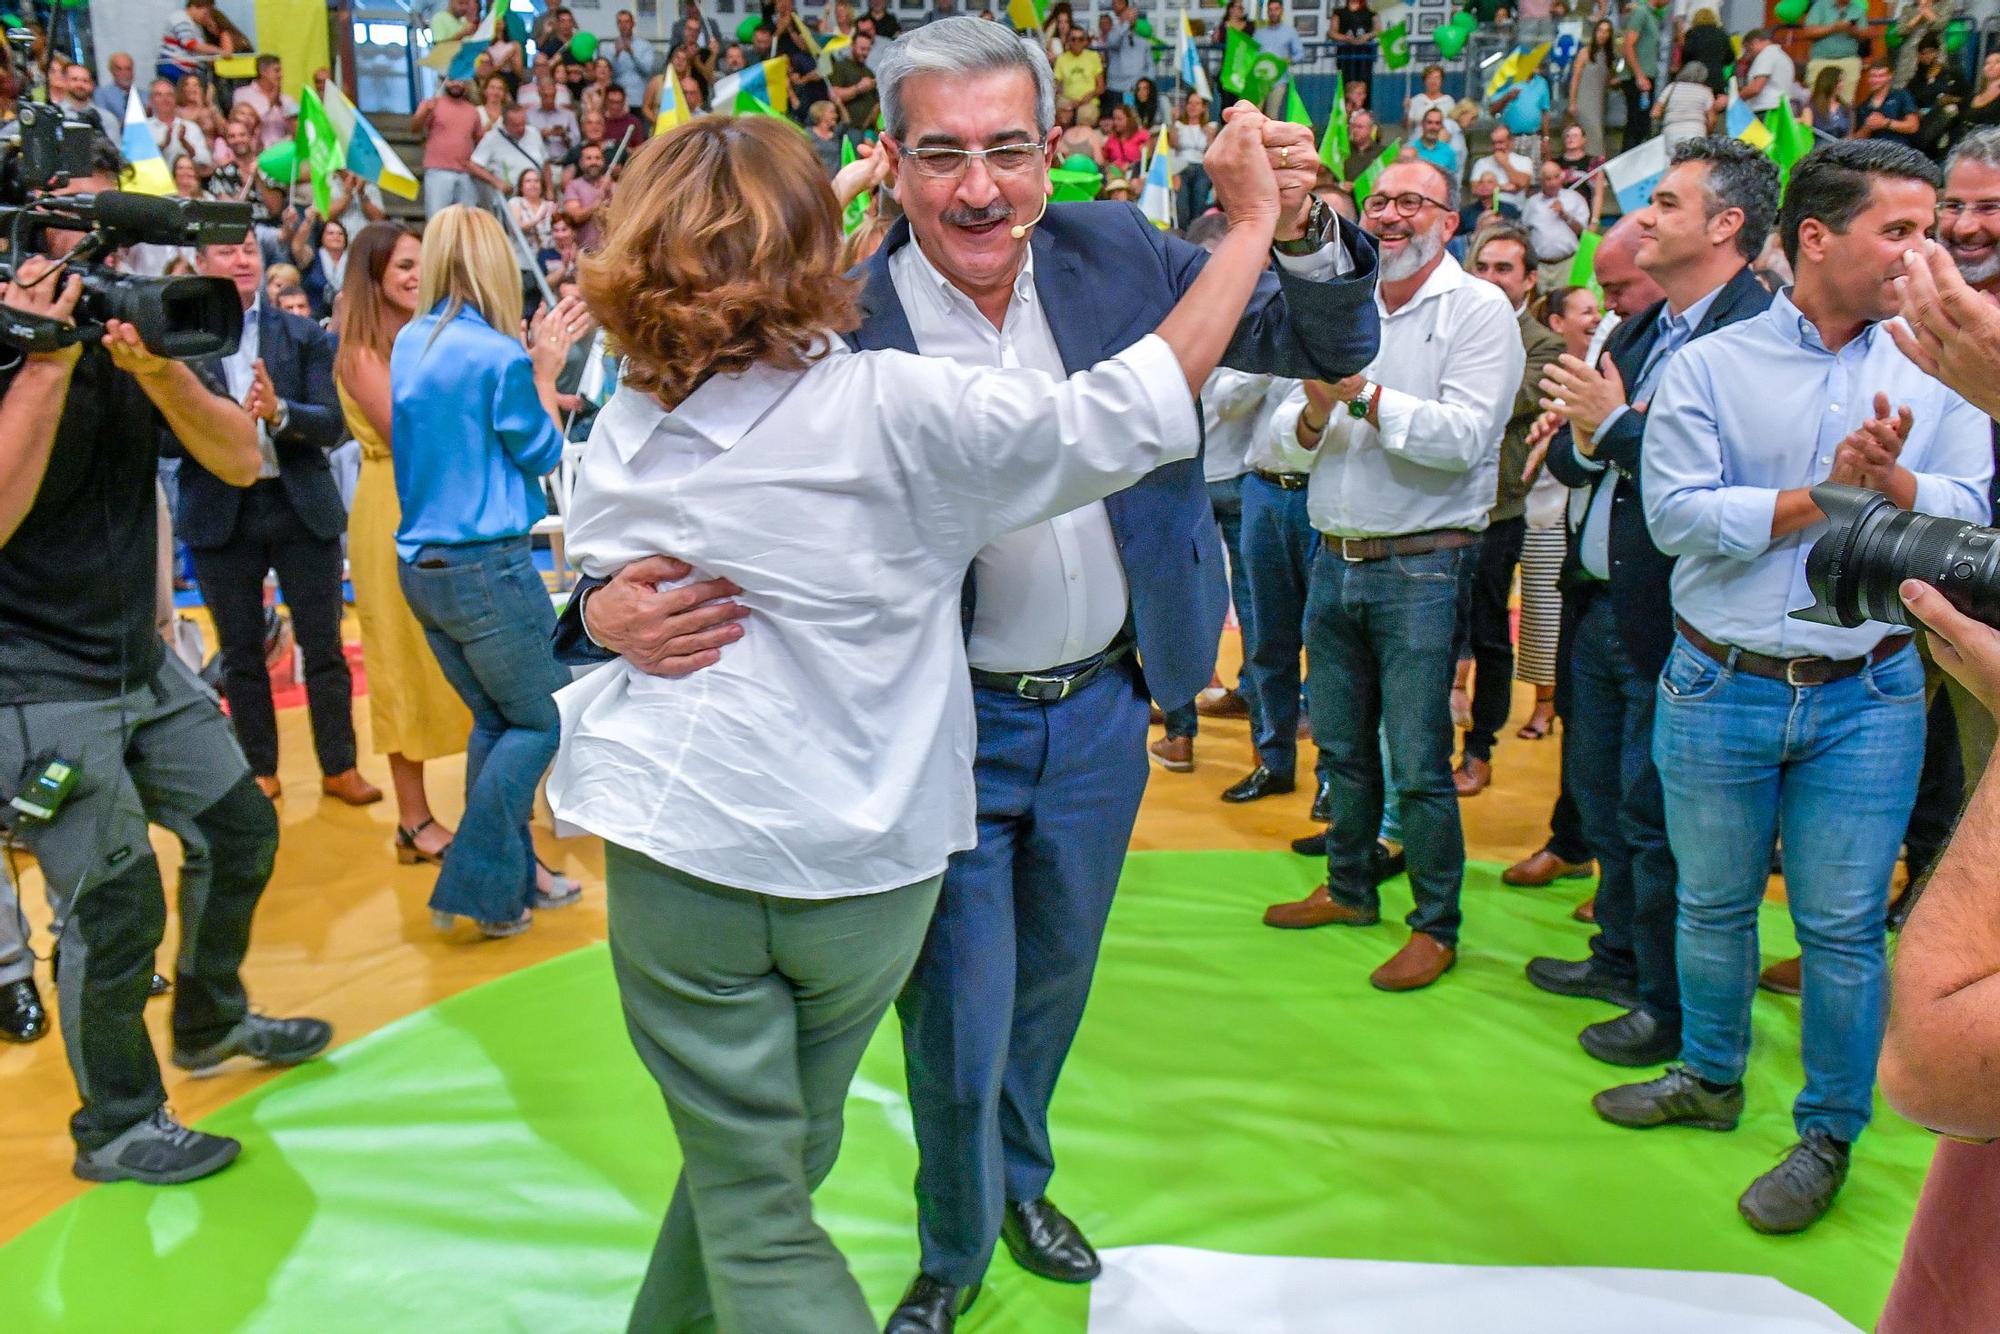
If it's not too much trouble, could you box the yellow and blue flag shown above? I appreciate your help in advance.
[121,86,175,196]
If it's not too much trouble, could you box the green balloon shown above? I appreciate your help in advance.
[569,31,599,62]
[736,16,761,41]
[1773,0,1808,23]
[1434,23,1469,57]
[1453,11,1479,31]
[256,139,312,182]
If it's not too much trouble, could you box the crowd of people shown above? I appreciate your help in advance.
[7,3,2000,1333]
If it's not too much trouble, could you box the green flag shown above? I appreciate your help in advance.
[1567,229,1603,289]
[1352,138,1397,197]
[297,88,343,216]
[1320,72,1350,175]
[1764,99,1813,199]
[1221,27,1289,104]
[1380,20,1410,70]
[1283,81,1312,131]
[840,135,869,235]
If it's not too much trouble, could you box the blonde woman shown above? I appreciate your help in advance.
[333,223,471,866]
[390,207,591,938]
[550,112,1279,1333]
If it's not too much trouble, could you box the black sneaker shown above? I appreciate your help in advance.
[1525,956,1639,1009]
[1593,1066,1744,1132]
[1739,1131,1850,1234]
[1579,1008,1682,1068]
[73,1107,240,1185]
[173,1014,334,1076]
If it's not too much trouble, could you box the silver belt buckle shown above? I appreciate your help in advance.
[1016,672,1070,702]
[1339,536,1366,563]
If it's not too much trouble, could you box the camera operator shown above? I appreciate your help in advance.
[0,143,332,1186]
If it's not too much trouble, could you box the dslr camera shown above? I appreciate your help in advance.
[1793,483,2000,631]
[0,104,254,359]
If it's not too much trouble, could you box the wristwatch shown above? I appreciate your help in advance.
[1273,196,1334,257]
[1346,381,1380,420]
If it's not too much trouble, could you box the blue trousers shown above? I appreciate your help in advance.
[1305,545,1467,945]
[1163,478,1255,740]
[1653,635,1924,1143]
[897,658,1151,1286]
[398,537,567,925]
[1566,589,1680,1023]
[1237,472,1327,778]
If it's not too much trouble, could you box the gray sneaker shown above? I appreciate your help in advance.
[1739,1131,1851,1234]
[73,1108,240,1185]
[172,1013,333,1076]
[1593,1065,1744,1131]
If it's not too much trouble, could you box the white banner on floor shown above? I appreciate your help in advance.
[1087,1246,1861,1333]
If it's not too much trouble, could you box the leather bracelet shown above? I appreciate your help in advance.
[1299,411,1329,439]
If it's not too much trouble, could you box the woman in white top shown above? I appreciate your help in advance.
[550,112,1278,1334]
[1406,64,1455,140]
[1653,60,1719,151]
[1171,91,1217,221]
[507,166,555,250]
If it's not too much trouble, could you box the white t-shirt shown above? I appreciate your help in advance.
[1743,42,1794,113]
[472,123,548,191]
[1471,151,1535,212]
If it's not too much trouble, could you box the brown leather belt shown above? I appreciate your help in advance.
[1674,616,1911,687]
[1323,527,1480,563]
[1252,468,1311,491]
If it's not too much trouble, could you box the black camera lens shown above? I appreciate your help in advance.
[1793,483,2000,631]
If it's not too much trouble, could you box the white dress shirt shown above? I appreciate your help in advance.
[1521,186,1589,263]
[1268,252,1522,538]
[1643,289,1992,658]
[219,300,283,479]
[1200,368,1277,484]
[890,227,1353,673]
[548,335,1198,898]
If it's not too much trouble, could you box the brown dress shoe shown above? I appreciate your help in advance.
[1148,735,1193,772]
[1572,896,1597,923]
[321,768,384,806]
[1296,716,1312,742]
[255,775,282,801]
[1502,847,1596,887]
[1194,687,1250,720]
[1452,756,1492,797]
[1263,884,1379,930]
[1759,956,1802,997]
[1371,933,1456,991]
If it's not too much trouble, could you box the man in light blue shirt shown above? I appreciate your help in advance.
[1412,108,1461,179]
[608,9,659,109]
[1603,141,1992,1237]
[1491,66,1553,143]
[1103,0,1153,101]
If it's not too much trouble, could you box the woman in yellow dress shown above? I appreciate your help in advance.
[333,223,471,863]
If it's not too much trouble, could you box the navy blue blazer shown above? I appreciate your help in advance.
[554,200,1381,708]
[1547,264,1771,680]
[173,305,347,551]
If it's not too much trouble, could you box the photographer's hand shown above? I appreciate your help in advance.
[1904,579,2000,718]
[4,256,83,367]
[107,320,263,487]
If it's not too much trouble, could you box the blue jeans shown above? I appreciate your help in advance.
[1163,478,1256,740]
[1566,589,1678,1023]
[1238,473,1326,778]
[398,538,568,924]
[1305,545,1468,945]
[1653,634,1925,1143]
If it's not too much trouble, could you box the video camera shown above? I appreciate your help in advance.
[0,104,253,359]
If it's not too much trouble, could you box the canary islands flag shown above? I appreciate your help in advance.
[712,56,793,115]
[315,82,421,201]
[1139,122,1174,230]
[1178,12,1212,102]
[121,86,174,196]
[422,3,505,80]
[655,64,692,132]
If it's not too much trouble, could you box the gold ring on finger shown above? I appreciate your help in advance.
[1280,146,1291,167]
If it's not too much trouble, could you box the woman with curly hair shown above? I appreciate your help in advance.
[548,111,1281,1333]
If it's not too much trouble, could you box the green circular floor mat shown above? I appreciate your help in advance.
[0,853,1932,1331]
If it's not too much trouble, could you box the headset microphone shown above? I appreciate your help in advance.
[1009,191,1050,240]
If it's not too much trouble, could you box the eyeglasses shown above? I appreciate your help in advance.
[901,143,1047,179]
[1939,200,2000,221]
[1362,191,1449,218]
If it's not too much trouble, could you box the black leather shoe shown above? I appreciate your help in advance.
[1291,830,1327,856]
[1221,766,1295,803]
[149,972,171,998]
[0,977,48,1043]
[884,1275,980,1334]
[1579,1007,1682,1067]
[1001,1197,1102,1283]
[1525,956,1639,1009]
[1370,842,1406,886]
[1309,776,1332,823]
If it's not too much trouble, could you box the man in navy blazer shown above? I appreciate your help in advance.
[1531,138,1777,1076]
[554,21,1377,1331]
[176,234,377,807]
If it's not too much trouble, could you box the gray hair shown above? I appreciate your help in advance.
[875,15,1056,141]
[1945,126,2000,181]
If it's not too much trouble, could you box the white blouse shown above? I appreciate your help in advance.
[548,335,1198,899]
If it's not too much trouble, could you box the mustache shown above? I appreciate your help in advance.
[941,201,1015,227]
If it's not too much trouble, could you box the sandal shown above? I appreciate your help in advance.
[395,818,452,866]
[1516,715,1555,740]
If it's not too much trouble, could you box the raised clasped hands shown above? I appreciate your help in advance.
[1206,107,1285,235]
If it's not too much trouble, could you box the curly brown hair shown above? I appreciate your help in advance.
[580,115,862,411]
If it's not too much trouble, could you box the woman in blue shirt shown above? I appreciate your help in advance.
[392,205,593,938]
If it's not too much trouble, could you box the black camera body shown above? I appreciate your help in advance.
[1793,483,2000,631]
[0,104,254,359]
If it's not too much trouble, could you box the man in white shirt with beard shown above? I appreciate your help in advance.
[1261,158,1521,993]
